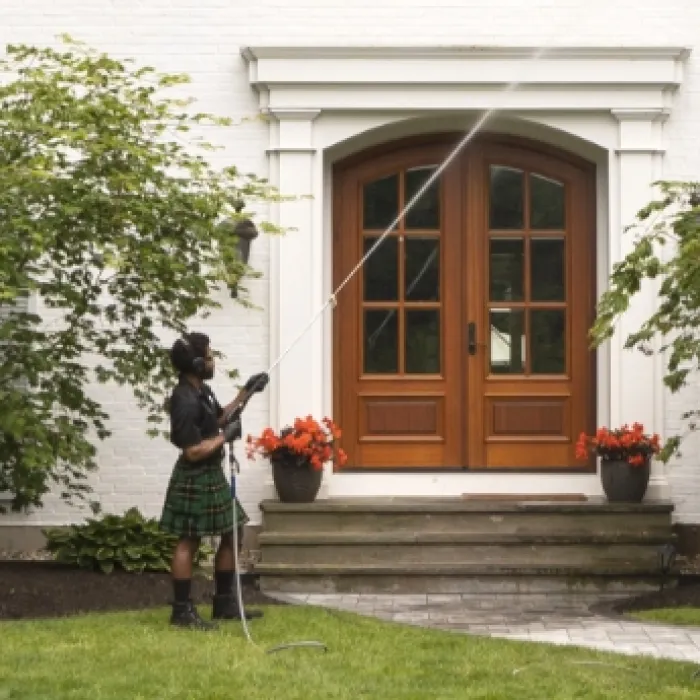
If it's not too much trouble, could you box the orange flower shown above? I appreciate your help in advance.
[246,414,347,470]
[575,422,662,467]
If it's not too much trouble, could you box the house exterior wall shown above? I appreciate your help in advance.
[1,0,700,536]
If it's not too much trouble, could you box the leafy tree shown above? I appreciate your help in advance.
[590,180,700,461]
[0,35,282,512]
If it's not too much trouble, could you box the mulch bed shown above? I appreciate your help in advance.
[0,560,284,621]
[592,577,700,618]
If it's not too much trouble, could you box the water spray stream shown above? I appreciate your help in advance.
[265,48,550,377]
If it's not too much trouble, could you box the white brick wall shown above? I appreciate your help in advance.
[1,0,700,525]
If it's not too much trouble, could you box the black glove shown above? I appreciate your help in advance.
[244,372,269,394]
[222,419,242,443]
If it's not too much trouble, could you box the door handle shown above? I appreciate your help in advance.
[467,322,477,355]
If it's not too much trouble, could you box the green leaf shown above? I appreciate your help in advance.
[98,560,115,574]
[96,547,115,560]
[0,36,287,512]
[591,179,700,461]
[42,507,184,574]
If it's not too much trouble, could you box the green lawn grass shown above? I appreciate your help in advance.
[630,607,700,627]
[1,605,698,699]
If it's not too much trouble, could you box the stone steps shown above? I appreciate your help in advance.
[255,498,677,595]
[258,532,671,568]
[260,498,674,537]
[256,563,669,595]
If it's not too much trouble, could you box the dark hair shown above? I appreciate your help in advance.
[169,332,210,374]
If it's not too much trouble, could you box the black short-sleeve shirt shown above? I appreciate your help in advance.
[168,376,224,460]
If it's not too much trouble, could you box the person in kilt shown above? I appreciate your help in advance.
[160,331,268,630]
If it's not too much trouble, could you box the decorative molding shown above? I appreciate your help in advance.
[268,109,321,121]
[242,45,690,154]
[265,147,317,155]
[242,45,690,117]
[241,45,690,62]
[612,108,671,153]
[266,109,321,151]
[612,108,671,122]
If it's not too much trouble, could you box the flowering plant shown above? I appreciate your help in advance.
[246,416,348,471]
[575,423,661,466]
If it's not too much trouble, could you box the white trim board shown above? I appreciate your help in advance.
[242,45,690,124]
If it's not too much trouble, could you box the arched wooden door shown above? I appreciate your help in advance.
[332,134,596,470]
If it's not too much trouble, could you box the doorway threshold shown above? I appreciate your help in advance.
[460,493,588,502]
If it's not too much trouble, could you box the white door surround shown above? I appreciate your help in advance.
[242,45,690,499]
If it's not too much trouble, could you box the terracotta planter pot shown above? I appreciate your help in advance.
[271,455,323,503]
[600,457,651,503]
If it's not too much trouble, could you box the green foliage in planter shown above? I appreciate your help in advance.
[42,507,213,574]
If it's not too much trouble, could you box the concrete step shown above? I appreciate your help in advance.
[256,562,674,595]
[258,532,672,568]
[260,499,674,537]
[257,498,676,596]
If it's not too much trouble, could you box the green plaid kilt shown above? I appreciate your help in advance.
[159,457,248,538]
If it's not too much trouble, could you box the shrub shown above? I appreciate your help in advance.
[42,507,213,574]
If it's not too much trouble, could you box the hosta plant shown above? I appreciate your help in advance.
[42,507,213,574]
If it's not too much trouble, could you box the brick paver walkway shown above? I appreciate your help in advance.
[271,592,700,664]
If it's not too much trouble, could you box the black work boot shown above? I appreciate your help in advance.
[212,593,264,621]
[170,600,218,631]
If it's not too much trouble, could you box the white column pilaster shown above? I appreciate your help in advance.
[266,109,322,428]
[611,108,669,499]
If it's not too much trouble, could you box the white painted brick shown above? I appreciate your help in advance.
[1,0,700,527]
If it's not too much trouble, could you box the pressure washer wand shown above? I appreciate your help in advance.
[223,384,327,654]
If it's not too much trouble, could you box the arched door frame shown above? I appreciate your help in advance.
[332,132,597,472]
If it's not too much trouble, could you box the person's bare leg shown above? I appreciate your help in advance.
[172,537,197,579]
[214,533,235,573]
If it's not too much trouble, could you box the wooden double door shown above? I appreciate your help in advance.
[332,134,596,470]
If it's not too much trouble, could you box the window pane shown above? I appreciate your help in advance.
[489,238,524,302]
[405,310,440,374]
[531,238,565,301]
[364,310,398,374]
[530,174,565,229]
[405,237,440,301]
[489,309,525,374]
[363,174,399,230]
[490,166,524,230]
[530,309,566,374]
[363,236,398,301]
[405,166,440,229]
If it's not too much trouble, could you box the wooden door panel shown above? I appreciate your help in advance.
[333,134,595,471]
[467,143,595,469]
[333,143,465,468]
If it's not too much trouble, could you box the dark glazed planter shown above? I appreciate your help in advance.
[600,458,651,503]
[271,455,323,503]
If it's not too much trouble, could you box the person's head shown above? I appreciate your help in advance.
[170,332,214,381]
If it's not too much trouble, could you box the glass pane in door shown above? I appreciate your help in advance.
[405,309,440,374]
[405,237,440,301]
[490,166,524,230]
[363,174,399,230]
[530,238,565,301]
[489,309,525,374]
[489,238,524,302]
[405,166,440,229]
[530,174,565,229]
[363,236,399,301]
[530,309,566,374]
[364,310,399,374]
